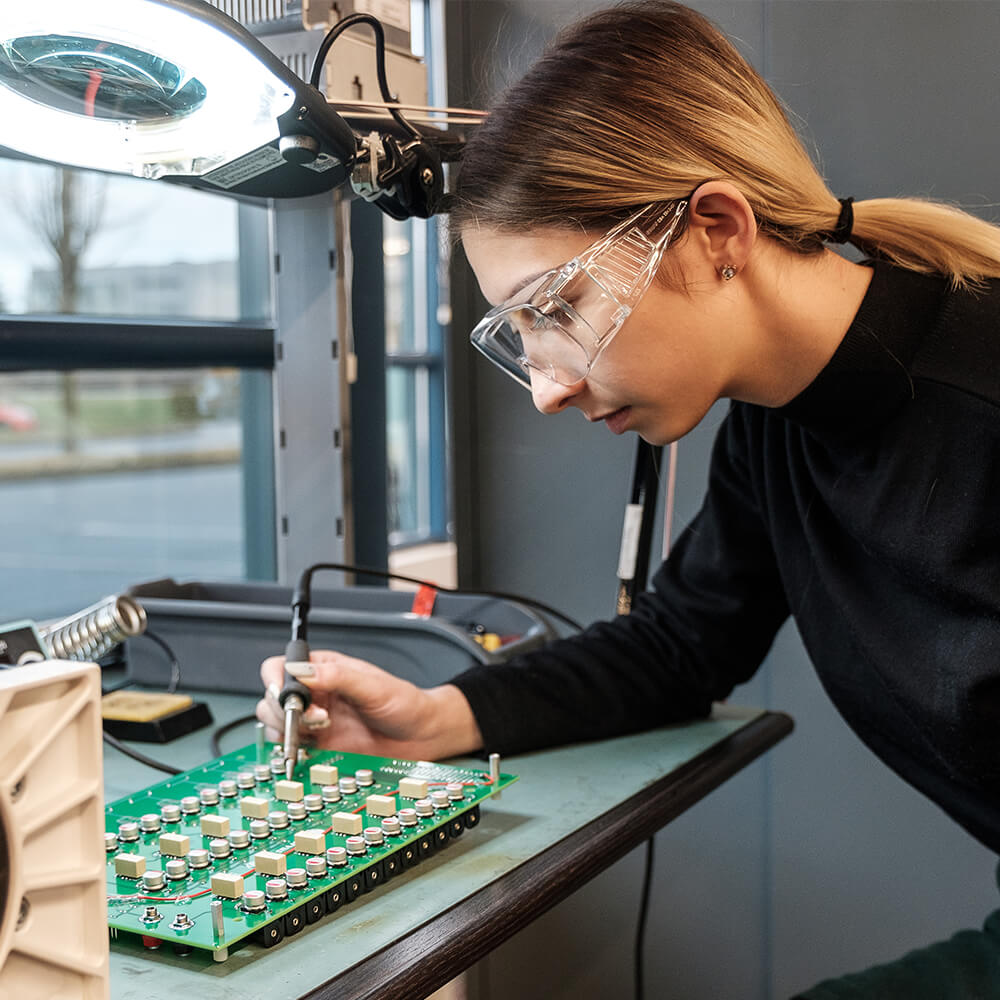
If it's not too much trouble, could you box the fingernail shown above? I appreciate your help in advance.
[302,715,331,730]
[267,682,281,701]
[286,661,316,678]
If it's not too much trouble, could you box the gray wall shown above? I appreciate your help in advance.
[446,2,1000,998]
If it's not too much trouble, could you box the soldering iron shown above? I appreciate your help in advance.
[278,570,317,780]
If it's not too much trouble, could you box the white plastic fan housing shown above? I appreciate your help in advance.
[0,659,108,1000]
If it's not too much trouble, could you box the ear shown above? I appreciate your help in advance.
[685,181,757,273]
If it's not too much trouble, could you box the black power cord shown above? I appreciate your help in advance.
[299,561,584,634]
[635,836,655,1000]
[309,13,421,138]
[210,714,259,758]
[102,730,182,775]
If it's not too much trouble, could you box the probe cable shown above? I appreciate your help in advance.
[296,560,584,634]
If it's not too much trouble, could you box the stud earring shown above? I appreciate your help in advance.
[720,264,737,281]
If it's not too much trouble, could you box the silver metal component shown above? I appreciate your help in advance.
[199,787,220,806]
[329,98,489,126]
[243,889,267,913]
[489,752,502,799]
[398,808,418,827]
[265,878,288,901]
[139,813,161,833]
[380,816,401,837]
[414,798,434,818]
[286,867,308,889]
[218,779,238,798]
[39,594,146,661]
[209,838,231,859]
[180,796,201,814]
[118,821,139,842]
[254,764,272,783]
[228,830,250,850]
[325,846,347,867]
[321,784,341,804]
[160,804,181,823]
[210,899,225,940]
[446,782,465,801]
[350,131,387,203]
[345,836,366,856]
[303,793,323,812]
[279,133,320,165]
[430,791,450,810]
[282,692,304,781]
[363,826,384,846]
[165,858,188,880]
[142,905,162,923]
[104,832,119,852]
[355,769,374,787]
[270,757,286,776]
[338,776,357,795]
[255,721,266,762]
[141,870,165,891]
[187,849,211,869]
[268,811,290,830]
[286,801,307,821]
[305,857,327,878]
[237,772,256,789]
[249,819,270,840]
[170,912,193,930]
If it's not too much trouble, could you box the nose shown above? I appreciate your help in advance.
[529,371,583,414]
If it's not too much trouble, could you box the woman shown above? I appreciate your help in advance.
[258,3,1000,994]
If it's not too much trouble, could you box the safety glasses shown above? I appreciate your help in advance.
[470,200,687,388]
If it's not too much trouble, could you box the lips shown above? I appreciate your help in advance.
[602,406,631,435]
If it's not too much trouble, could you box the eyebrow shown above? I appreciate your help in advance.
[498,269,548,304]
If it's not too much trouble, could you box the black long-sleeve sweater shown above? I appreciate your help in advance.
[451,261,1000,854]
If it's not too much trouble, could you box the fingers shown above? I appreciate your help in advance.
[255,678,331,734]
[295,652,411,713]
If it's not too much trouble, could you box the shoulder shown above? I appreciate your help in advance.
[913,276,1000,409]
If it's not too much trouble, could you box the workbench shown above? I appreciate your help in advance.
[105,692,792,1000]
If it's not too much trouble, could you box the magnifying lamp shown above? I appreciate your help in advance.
[0,0,461,214]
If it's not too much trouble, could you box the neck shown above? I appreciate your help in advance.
[726,244,874,407]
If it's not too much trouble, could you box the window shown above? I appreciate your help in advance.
[0,158,274,621]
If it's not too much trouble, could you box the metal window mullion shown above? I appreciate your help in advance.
[271,194,347,585]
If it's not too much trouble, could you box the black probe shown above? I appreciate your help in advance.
[279,577,314,779]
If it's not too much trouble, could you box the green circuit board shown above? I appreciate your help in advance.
[105,743,517,959]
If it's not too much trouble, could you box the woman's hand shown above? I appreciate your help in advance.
[256,650,484,761]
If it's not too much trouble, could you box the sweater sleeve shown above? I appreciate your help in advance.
[448,406,791,755]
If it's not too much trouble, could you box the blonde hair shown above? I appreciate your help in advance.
[453,1,1000,288]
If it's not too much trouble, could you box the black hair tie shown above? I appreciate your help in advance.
[829,197,855,244]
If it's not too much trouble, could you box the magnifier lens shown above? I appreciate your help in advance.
[0,35,207,121]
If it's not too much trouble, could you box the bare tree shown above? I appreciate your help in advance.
[14,167,108,452]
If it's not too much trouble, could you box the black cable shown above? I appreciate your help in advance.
[309,13,421,138]
[635,836,655,1000]
[102,730,182,775]
[296,561,584,634]
[141,629,181,693]
[210,714,259,759]
[100,629,181,695]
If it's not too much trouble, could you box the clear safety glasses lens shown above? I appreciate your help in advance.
[470,201,687,389]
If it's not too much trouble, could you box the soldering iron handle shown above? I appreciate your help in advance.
[279,637,313,709]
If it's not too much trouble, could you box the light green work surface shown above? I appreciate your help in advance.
[106,695,763,999]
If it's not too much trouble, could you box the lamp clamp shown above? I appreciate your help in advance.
[349,129,445,220]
